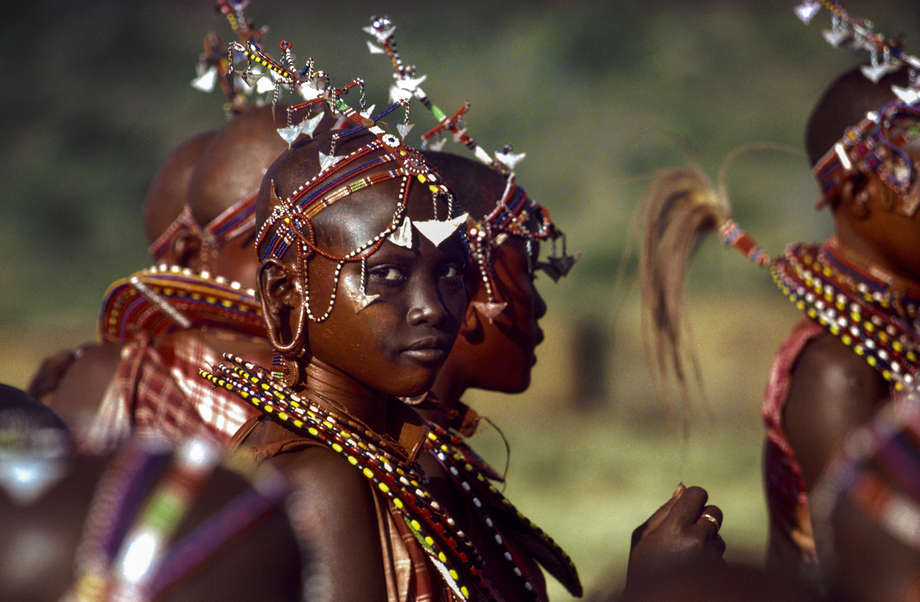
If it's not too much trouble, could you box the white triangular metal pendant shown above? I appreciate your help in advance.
[793,1,820,24]
[428,137,447,151]
[388,216,413,248]
[366,40,385,54]
[277,123,303,146]
[256,75,276,94]
[413,213,469,247]
[319,151,343,171]
[360,104,377,119]
[893,85,920,104]
[396,74,427,94]
[354,291,380,312]
[190,67,218,92]
[823,28,851,47]
[472,301,508,323]
[494,149,526,170]
[300,111,325,138]
[861,62,900,83]
[299,81,322,101]
[452,128,468,143]
[397,122,415,139]
[390,85,414,103]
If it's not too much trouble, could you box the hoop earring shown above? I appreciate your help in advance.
[259,258,307,355]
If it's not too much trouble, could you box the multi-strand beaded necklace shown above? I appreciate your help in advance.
[200,354,499,601]
[771,239,920,394]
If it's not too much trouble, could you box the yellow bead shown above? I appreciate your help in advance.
[363,468,374,479]
[379,482,390,493]
[410,519,421,531]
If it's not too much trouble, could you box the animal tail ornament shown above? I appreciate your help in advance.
[639,166,770,408]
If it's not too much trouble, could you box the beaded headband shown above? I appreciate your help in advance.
[147,192,258,265]
[364,16,577,318]
[230,39,468,323]
[795,0,920,215]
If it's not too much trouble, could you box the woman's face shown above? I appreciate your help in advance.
[451,236,548,394]
[301,189,469,397]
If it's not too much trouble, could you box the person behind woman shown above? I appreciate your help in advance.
[639,4,920,588]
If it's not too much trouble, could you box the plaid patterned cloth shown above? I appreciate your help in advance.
[84,332,259,452]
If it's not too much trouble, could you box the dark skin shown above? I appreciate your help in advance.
[423,152,726,595]
[770,68,920,586]
[252,134,470,601]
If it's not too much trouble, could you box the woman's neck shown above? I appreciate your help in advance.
[301,358,390,434]
[428,361,468,418]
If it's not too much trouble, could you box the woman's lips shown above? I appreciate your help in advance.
[402,336,451,362]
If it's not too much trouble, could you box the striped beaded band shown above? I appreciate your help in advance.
[98,265,263,344]
[771,242,919,392]
[199,353,500,601]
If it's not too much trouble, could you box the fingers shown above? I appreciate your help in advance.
[631,483,686,549]
[693,504,723,537]
[666,485,709,526]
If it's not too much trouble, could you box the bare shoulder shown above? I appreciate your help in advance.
[265,444,389,602]
[784,332,888,488]
[45,342,123,422]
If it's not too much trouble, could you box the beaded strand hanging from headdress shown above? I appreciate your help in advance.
[363,16,577,321]
[795,0,920,216]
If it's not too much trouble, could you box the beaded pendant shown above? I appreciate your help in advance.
[772,242,920,393]
[200,354,501,601]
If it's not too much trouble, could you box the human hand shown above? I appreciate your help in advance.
[625,484,725,589]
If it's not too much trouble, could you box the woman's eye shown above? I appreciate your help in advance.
[369,266,406,283]
[442,265,462,279]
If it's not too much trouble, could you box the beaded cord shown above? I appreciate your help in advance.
[424,422,582,597]
[199,354,504,601]
[771,242,919,392]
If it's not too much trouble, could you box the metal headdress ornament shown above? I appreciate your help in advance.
[364,16,577,320]
[240,39,468,322]
[191,1,272,113]
[795,0,920,215]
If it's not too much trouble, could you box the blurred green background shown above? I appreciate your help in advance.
[3,0,919,598]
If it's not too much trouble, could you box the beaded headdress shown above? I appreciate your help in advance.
[795,0,920,215]
[99,265,264,344]
[364,16,577,320]
[229,38,468,323]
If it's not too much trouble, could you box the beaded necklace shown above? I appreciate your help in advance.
[771,240,920,393]
[200,353,501,601]
[424,421,582,598]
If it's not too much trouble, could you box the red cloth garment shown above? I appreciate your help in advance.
[84,334,259,452]
[762,317,824,572]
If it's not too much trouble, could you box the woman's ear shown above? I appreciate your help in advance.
[459,303,484,344]
[169,231,203,269]
[258,257,305,353]
[838,172,872,220]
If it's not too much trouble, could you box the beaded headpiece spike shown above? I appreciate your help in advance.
[191,1,272,113]
[364,15,577,317]
[237,39,467,323]
[795,0,920,215]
